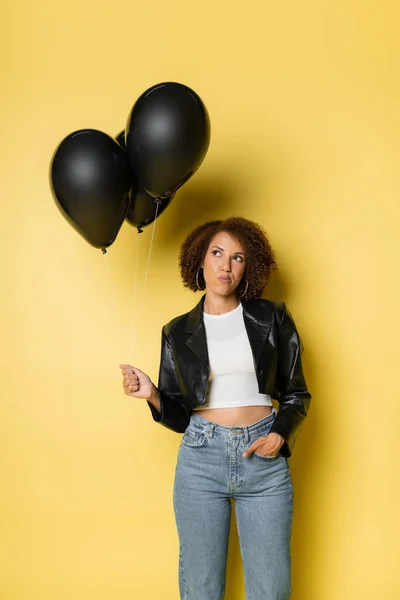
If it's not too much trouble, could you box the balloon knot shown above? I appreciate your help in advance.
[137,227,144,234]
[101,248,107,254]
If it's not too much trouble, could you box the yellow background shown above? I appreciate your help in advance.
[1,1,399,598]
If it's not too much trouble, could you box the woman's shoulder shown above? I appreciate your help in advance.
[243,296,286,316]
[246,296,284,310]
[161,306,195,340]
[162,313,187,336]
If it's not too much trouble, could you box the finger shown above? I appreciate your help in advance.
[120,367,133,374]
[127,386,140,396]
[242,437,267,458]
[245,441,278,457]
[242,449,252,458]
[131,366,145,377]
[123,373,138,383]
[125,383,139,395]
[242,446,255,457]
[123,379,137,387]
[124,379,138,391]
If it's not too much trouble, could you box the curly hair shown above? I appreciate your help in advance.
[179,217,278,301]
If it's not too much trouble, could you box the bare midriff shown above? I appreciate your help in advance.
[193,405,273,427]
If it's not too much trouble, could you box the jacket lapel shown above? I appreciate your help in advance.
[184,293,273,372]
[184,294,209,368]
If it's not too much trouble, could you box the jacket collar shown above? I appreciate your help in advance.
[184,293,273,370]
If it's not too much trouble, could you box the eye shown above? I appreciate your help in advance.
[211,250,244,262]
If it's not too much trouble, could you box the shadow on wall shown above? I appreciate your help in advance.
[154,176,240,245]
[154,173,289,302]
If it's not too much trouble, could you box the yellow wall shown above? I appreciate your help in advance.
[1,1,399,598]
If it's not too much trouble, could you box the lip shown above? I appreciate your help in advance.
[218,276,231,283]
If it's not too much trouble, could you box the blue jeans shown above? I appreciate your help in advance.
[173,407,293,600]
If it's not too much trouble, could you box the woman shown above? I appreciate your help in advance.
[120,217,312,600]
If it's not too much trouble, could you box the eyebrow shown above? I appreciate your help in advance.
[212,245,245,256]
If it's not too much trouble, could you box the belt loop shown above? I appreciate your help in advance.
[244,427,249,444]
[208,423,215,439]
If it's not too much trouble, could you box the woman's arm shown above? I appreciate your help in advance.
[146,326,191,433]
[146,386,161,414]
[269,302,312,458]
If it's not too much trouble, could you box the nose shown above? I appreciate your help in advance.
[221,259,232,271]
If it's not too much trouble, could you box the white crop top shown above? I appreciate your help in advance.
[193,301,272,411]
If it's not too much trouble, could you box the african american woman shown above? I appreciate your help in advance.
[120,216,312,600]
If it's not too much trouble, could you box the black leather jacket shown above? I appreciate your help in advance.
[147,293,311,458]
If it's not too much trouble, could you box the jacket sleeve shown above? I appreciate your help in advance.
[269,302,312,458]
[146,326,191,433]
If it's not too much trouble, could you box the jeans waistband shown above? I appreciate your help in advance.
[189,407,277,441]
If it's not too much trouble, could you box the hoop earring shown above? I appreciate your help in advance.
[239,279,248,298]
[196,268,204,291]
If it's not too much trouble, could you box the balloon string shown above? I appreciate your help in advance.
[136,200,161,341]
[129,230,140,365]
[102,251,124,353]
[102,198,160,369]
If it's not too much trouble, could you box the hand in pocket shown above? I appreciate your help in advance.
[242,432,285,458]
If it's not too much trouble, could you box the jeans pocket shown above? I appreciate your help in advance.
[253,450,281,460]
[249,424,280,460]
[181,428,207,448]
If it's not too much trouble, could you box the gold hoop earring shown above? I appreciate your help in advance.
[239,279,248,298]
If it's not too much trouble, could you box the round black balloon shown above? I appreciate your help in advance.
[125,82,211,199]
[115,128,174,229]
[50,129,131,249]
[126,188,175,229]
[115,128,138,198]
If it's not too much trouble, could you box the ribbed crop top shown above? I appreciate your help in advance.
[193,301,273,411]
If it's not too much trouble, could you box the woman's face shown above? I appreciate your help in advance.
[201,231,246,297]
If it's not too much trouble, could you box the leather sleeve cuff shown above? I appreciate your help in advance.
[270,403,309,459]
[147,393,190,433]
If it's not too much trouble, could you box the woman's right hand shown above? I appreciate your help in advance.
[119,364,155,399]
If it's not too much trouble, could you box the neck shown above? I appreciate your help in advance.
[203,292,240,315]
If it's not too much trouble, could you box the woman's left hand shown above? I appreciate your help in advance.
[242,432,285,458]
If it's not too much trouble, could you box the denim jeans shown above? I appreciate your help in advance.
[173,407,293,600]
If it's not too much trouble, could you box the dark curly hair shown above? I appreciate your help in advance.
[179,217,278,301]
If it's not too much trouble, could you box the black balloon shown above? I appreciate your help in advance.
[126,189,175,229]
[50,129,131,249]
[115,129,174,229]
[125,82,211,199]
[115,128,137,198]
